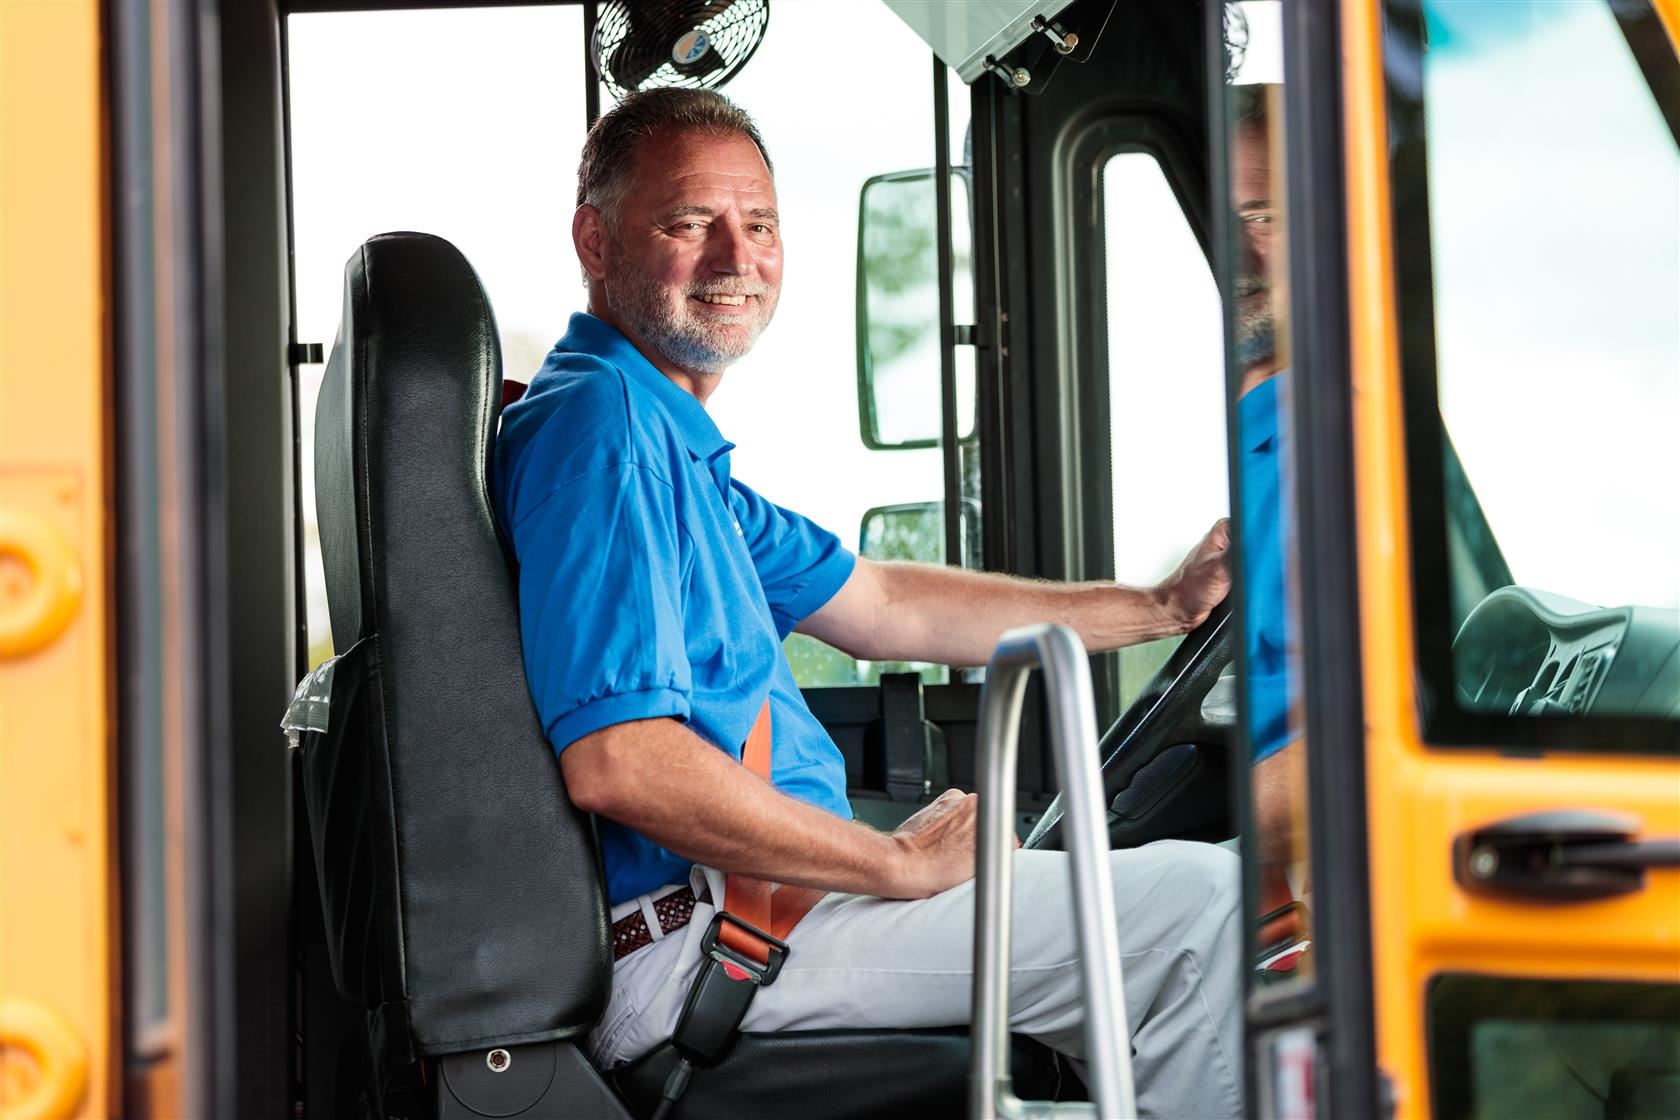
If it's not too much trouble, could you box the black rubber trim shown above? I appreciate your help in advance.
[1281,5,1380,1118]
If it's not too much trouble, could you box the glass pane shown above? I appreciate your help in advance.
[1428,975,1680,1120]
[1387,0,1680,740]
[1102,152,1226,706]
[1224,0,1317,984]
[287,4,587,667]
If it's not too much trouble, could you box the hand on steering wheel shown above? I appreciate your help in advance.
[1024,600,1235,851]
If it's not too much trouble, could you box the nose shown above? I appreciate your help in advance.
[1239,222,1265,276]
[704,222,753,276]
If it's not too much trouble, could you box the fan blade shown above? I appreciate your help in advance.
[610,34,669,92]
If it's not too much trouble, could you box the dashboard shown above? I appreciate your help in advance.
[1452,586,1680,721]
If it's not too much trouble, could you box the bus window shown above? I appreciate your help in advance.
[1102,152,1226,708]
[1387,0,1680,750]
[286,5,588,669]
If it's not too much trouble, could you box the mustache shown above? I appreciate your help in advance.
[1234,272,1270,298]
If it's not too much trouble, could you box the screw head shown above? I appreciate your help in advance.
[1468,845,1499,879]
[486,1048,511,1073]
[1011,68,1031,88]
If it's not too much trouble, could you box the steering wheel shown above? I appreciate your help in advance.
[1023,600,1235,851]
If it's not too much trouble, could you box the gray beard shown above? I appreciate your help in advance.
[605,248,775,375]
[1235,313,1275,371]
[1234,278,1275,370]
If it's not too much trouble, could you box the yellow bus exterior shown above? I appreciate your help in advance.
[1,2,115,1118]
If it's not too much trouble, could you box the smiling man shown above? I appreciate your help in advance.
[492,89,1243,1119]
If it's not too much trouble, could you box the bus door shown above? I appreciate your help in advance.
[1221,2,1680,1117]
[1357,1,1680,1117]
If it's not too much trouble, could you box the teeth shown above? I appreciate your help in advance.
[695,294,747,306]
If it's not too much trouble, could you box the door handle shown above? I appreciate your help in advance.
[1453,809,1680,902]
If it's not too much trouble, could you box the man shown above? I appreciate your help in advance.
[1230,82,1308,872]
[493,89,1242,1119]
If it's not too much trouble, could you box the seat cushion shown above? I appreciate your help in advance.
[611,1029,1075,1120]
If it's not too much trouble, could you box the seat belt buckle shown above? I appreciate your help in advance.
[670,913,789,1067]
[702,910,789,985]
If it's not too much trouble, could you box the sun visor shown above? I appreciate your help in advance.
[882,0,1075,82]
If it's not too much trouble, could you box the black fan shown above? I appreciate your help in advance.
[591,0,770,101]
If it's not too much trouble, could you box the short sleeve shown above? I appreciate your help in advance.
[729,479,856,638]
[510,462,693,752]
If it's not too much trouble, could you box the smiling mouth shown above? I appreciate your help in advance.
[691,293,750,307]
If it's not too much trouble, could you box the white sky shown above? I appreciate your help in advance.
[287,0,1678,664]
[1423,0,1679,609]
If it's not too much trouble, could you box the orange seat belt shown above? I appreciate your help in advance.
[715,699,826,967]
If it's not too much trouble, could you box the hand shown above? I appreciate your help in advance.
[886,788,982,899]
[1157,518,1231,632]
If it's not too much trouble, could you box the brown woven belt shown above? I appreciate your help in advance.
[611,886,698,961]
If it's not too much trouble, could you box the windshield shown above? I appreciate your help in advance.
[1414,0,1680,611]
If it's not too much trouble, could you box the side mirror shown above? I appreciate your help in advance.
[856,168,973,450]
[860,499,982,566]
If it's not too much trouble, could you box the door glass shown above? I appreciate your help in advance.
[1386,0,1680,747]
[1428,975,1680,1120]
[1102,153,1226,707]
[287,4,587,669]
[1223,0,1317,984]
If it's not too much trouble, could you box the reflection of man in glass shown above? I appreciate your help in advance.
[1231,83,1303,868]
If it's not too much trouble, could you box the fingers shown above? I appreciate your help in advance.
[891,789,982,897]
[894,787,970,837]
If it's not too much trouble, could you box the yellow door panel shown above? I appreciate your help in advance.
[0,3,114,1119]
[1345,1,1680,1116]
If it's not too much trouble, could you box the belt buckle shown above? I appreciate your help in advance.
[701,911,788,986]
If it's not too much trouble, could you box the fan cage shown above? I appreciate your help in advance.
[591,0,771,102]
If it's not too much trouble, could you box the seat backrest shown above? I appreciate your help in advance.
[308,232,608,1073]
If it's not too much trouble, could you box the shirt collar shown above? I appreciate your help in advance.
[557,312,736,464]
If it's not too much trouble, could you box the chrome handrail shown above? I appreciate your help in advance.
[970,624,1135,1120]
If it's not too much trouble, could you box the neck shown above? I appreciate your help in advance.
[1239,359,1280,397]
[587,295,725,405]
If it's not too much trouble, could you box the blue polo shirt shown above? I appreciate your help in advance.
[1239,373,1295,763]
[493,313,857,905]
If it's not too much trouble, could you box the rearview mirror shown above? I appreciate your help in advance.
[860,499,981,567]
[856,169,974,450]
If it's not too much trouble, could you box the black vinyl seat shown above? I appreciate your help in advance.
[303,232,1069,1118]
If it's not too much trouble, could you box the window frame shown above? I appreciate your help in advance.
[1382,0,1680,756]
[1060,113,1213,726]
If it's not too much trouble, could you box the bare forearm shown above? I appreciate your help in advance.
[1253,742,1305,866]
[563,717,918,897]
[812,560,1185,667]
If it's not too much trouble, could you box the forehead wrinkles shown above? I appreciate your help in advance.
[628,131,775,214]
[647,173,776,221]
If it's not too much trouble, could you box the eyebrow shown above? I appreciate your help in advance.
[657,204,780,223]
[1238,198,1273,211]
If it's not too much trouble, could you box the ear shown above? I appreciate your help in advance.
[572,204,610,282]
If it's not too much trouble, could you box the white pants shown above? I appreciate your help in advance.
[591,841,1244,1120]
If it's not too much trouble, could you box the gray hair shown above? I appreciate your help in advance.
[576,88,774,222]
